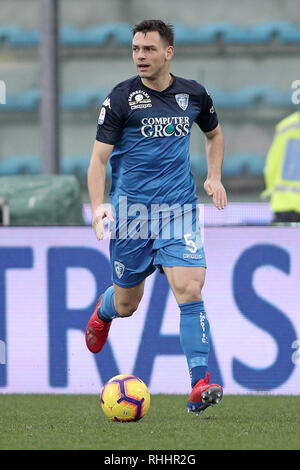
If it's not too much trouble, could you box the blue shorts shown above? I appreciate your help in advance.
[109,205,206,288]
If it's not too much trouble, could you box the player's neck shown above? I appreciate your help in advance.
[141,73,173,92]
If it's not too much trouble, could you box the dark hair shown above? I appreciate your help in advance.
[132,20,174,46]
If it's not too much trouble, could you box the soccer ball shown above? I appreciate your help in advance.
[100,374,151,422]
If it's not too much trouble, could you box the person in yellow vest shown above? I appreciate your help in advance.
[262,111,300,223]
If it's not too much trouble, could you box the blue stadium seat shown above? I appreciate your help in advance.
[221,157,243,177]
[278,24,300,43]
[251,21,294,41]
[5,89,40,111]
[211,86,266,108]
[222,26,260,44]
[223,21,293,44]
[3,89,110,112]
[60,23,132,46]
[112,23,133,45]
[173,23,199,44]
[193,23,238,43]
[0,156,102,178]
[0,156,40,175]
[60,25,87,46]
[190,154,265,177]
[0,155,264,178]
[0,86,294,112]
[190,155,207,176]
[6,27,40,47]
[61,157,89,177]
[244,154,266,176]
[222,154,265,177]
[0,26,20,42]
[61,24,114,46]
[262,88,292,107]
[1,22,300,48]
[61,157,111,177]
[61,89,108,110]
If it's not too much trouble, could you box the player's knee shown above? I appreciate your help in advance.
[180,279,204,302]
[115,300,139,317]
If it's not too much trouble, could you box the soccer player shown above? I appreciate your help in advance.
[86,19,227,415]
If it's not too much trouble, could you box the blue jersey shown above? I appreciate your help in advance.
[96,74,218,210]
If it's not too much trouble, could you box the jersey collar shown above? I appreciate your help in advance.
[138,73,176,94]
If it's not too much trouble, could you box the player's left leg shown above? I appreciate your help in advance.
[163,265,223,415]
[163,265,209,384]
[85,281,145,354]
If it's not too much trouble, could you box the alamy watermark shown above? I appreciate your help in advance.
[291,80,300,105]
[101,197,205,246]
[291,339,300,365]
[0,340,6,365]
[0,80,6,105]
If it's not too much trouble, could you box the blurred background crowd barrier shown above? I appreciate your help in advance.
[0,0,299,223]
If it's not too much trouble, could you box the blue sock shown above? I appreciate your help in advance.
[190,366,207,387]
[97,286,121,322]
[179,300,210,387]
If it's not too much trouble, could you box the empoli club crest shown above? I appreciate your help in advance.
[175,93,189,111]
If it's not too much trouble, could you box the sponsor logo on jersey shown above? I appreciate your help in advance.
[128,90,152,109]
[98,106,106,125]
[175,93,189,111]
[102,97,111,109]
[114,261,125,279]
[98,96,112,124]
[140,116,190,137]
[183,253,202,259]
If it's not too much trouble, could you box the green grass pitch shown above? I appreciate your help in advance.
[0,394,299,450]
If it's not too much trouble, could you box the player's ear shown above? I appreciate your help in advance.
[165,45,174,61]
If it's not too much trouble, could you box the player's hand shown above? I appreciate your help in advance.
[92,204,115,240]
[204,178,227,210]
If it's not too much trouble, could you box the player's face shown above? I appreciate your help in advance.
[132,31,174,81]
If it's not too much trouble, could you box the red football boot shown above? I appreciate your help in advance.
[187,371,223,415]
[85,296,112,353]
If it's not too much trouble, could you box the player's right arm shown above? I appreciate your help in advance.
[87,140,114,240]
[89,83,127,239]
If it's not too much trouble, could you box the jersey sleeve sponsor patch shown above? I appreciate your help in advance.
[96,88,127,144]
[98,106,106,125]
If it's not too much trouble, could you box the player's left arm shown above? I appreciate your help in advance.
[203,124,227,210]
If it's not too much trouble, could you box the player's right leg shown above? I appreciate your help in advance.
[85,282,145,353]
[86,233,155,354]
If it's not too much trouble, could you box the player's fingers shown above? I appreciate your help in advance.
[212,189,221,209]
[220,187,227,207]
[94,219,104,240]
[213,188,227,210]
[92,215,105,239]
[213,194,220,209]
[104,209,115,222]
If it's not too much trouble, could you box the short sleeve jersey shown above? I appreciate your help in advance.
[96,75,218,209]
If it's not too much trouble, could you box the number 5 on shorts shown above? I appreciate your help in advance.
[184,233,197,253]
